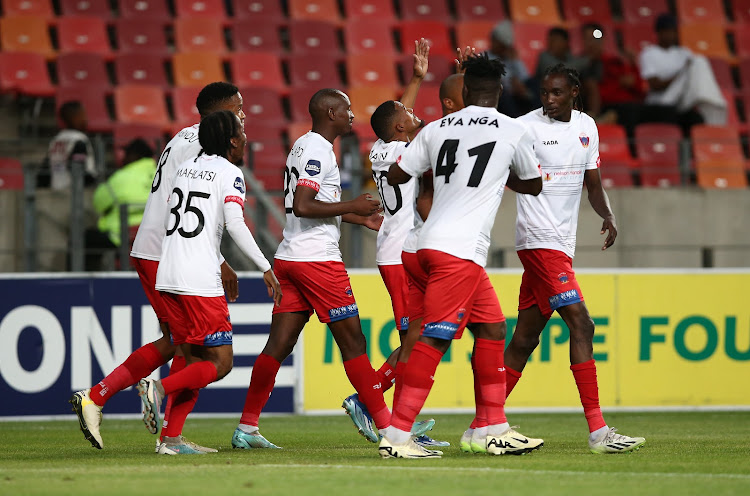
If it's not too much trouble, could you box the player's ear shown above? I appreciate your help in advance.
[442,97,453,110]
[327,107,336,121]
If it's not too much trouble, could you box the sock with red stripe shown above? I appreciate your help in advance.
[238,353,281,427]
[161,388,199,438]
[90,342,166,407]
[376,362,395,393]
[160,355,186,441]
[160,361,217,396]
[571,359,607,432]
[474,339,508,434]
[505,365,522,398]
[390,342,442,433]
[343,354,391,430]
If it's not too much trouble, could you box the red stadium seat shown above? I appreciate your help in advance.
[114,53,169,89]
[399,0,452,22]
[231,21,283,53]
[560,0,613,24]
[455,0,506,21]
[734,25,750,57]
[119,0,172,23]
[59,0,113,18]
[411,83,441,122]
[621,23,657,55]
[0,52,55,96]
[344,19,397,55]
[675,0,727,24]
[232,0,286,26]
[621,0,669,25]
[399,20,453,58]
[739,58,750,89]
[598,124,636,167]
[3,0,54,19]
[288,20,342,57]
[599,160,634,188]
[114,84,170,129]
[0,16,54,58]
[115,19,169,57]
[174,18,228,54]
[56,86,112,132]
[0,158,24,191]
[455,21,495,53]
[57,53,111,90]
[347,53,399,88]
[245,124,287,186]
[344,0,397,22]
[174,0,228,20]
[288,54,343,89]
[513,22,549,75]
[399,53,453,85]
[634,123,683,187]
[57,17,112,57]
[508,0,562,25]
[679,23,731,60]
[288,0,343,23]
[289,90,316,123]
[112,123,164,165]
[171,86,202,128]
[238,87,288,129]
[696,159,747,188]
[708,57,735,92]
[172,52,225,88]
[732,0,750,24]
[229,52,287,90]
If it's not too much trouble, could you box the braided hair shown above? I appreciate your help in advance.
[543,63,583,112]
[199,110,241,158]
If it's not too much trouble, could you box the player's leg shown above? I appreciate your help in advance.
[375,264,410,392]
[504,305,550,396]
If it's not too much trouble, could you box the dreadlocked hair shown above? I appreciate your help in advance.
[544,63,584,112]
[461,52,506,80]
[199,110,241,158]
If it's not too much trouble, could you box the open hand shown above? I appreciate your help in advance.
[413,38,430,79]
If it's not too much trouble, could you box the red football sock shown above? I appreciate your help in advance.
[343,354,390,430]
[160,355,186,441]
[571,359,607,432]
[390,342,442,432]
[162,388,199,438]
[505,366,522,399]
[90,342,165,407]
[239,353,281,427]
[470,354,487,428]
[376,362,395,393]
[392,361,407,409]
[160,361,217,396]
[474,339,507,425]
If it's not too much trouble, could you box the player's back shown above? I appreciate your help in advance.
[131,124,202,261]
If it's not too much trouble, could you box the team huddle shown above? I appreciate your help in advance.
[69,41,646,458]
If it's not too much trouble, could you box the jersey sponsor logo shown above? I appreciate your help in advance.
[548,289,581,310]
[579,133,590,148]
[542,140,558,145]
[544,172,552,181]
[305,159,321,176]
[234,177,245,194]
[558,272,569,284]
[297,178,320,192]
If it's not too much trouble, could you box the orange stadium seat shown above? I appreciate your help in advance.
[344,19,397,55]
[119,0,172,23]
[0,158,24,191]
[399,0,452,22]
[175,18,227,54]
[174,0,228,20]
[399,53,453,85]
[348,85,396,121]
[508,0,562,25]
[347,53,399,87]
[288,53,343,89]
[634,123,683,187]
[231,21,283,53]
[411,83,441,122]
[621,23,658,55]
[569,22,618,56]
[696,159,747,188]
[455,21,495,53]
[399,20,453,58]
[679,23,731,60]
[598,124,636,167]
[239,87,288,129]
[57,53,111,90]
[0,52,55,96]
[675,0,728,24]
[344,0,397,22]
[172,52,225,87]
[230,52,287,90]
[455,0,506,21]
[708,57,735,92]
[288,0,343,23]
[513,22,549,75]
[288,20,342,57]
[232,0,286,25]
[691,125,744,163]
[171,86,202,128]
[115,53,169,89]
[3,0,54,19]
[599,160,635,188]
[560,0,613,24]
[621,0,669,25]
[115,19,170,56]
[56,86,112,132]
[0,16,54,58]
[57,17,112,57]
[732,0,750,24]
[721,90,744,131]
[59,0,113,18]
[112,123,164,165]
[114,85,170,128]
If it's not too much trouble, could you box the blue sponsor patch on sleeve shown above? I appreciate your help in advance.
[234,177,245,194]
[305,159,322,176]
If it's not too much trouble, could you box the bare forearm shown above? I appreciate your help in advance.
[400,76,424,109]
[588,187,614,220]
[294,198,356,218]
[342,213,366,225]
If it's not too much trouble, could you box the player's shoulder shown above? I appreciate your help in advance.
[573,110,598,133]
[167,123,201,148]
[517,107,545,124]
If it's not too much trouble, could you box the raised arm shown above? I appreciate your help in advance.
[584,168,617,250]
[400,38,429,110]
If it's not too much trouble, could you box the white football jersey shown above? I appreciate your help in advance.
[275,131,343,262]
[370,139,417,265]
[131,124,202,261]
[397,105,540,267]
[515,109,600,258]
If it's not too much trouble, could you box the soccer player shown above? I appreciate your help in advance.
[231,88,397,450]
[382,54,544,459]
[137,110,282,455]
[504,64,646,454]
[69,82,244,451]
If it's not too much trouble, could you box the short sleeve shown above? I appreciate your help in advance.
[586,123,600,170]
[223,170,246,208]
[511,129,541,180]
[639,47,658,80]
[397,129,432,177]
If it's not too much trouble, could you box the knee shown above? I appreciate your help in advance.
[215,358,233,381]
[510,332,540,355]
[338,332,367,359]
[571,317,595,344]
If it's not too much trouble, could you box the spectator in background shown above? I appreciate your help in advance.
[488,20,536,117]
[45,101,98,190]
[535,27,586,82]
[86,138,156,270]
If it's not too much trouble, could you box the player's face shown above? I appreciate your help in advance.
[229,115,247,165]
[335,93,354,134]
[394,101,422,134]
[220,92,246,128]
[540,74,577,121]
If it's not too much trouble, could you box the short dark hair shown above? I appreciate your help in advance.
[370,100,399,141]
[59,100,83,127]
[123,138,154,160]
[196,82,239,117]
[462,53,506,93]
[199,110,241,157]
[655,13,677,32]
[308,88,346,118]
[548,27,569,41]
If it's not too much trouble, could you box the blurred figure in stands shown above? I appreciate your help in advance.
[488,20,535,117]
[45,100,98,190]
[535,27,585,82]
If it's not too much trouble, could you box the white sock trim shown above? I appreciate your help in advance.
[238,424,259,435]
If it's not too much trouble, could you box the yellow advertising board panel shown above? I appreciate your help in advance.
[302,271,750,412]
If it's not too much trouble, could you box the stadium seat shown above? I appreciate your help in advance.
[346,53,399,88]
[3,0,54,19]
[620,0,669,25]
[112,123,164,165]
[679,23,731,60]
[289,90,317,123]
[0,16,54,58]
[348,85,396,121]
[119,0,172,23]
[399,20,453,58]
[508,0,562,25]
[56,86,112,132]
[229,52,287,90]
[288,53,343,89]
[0,52,55,96]
[57,17,112,57]
[288,0,343,23]
[231,21,283,53]
[691,125,744,163]
[722,90,744,131]
[115,19,170,57]
[455,21,496,53]
[734,26,750,57]
[411,83,441,122]
[172,52,225,87]
[59,0,113,18]
[513,22,549,75]
[696,159,747,188]
[344,19,397,55]
[232,0,286,26]
[399,0,452,22]
[114,53,169,89]
[0,158,24,191]
[634,123,683,187]
[708,57,735,92]
[245,125,287,188]
[599,160,635,188]
[174,0,228,21]
[560,0,613,24]
[238,87,288,129]
[288,20,342,57]
[398,53,453,85]
[175,18,228,54]
[171,86,202,129]
[675,0,728,24]
[598,124,636,167]
[114,85,170,129]
[344,0,397,22]
[455,0,506,21]
[621,23,657,55]
[731,0,750,24]
[57,53,111,90]
[569,22,618,56]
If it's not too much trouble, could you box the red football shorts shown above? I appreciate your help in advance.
[272,259,358,323]
[401,251,427,322]
[378,264,409,331]
[517,248,584,317]
[160,292,232,347]
[131,257,168,323]
[418,249,504,340]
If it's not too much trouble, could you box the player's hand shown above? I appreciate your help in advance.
[362,212,384,231]
[455,46,477,73]
[351,193,382,216]
[413,38,430,79]
[600,216,617,250]
[220,261,239,302]
[263,269,283,307]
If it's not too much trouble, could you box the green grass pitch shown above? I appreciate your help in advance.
[1,411,748,495]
